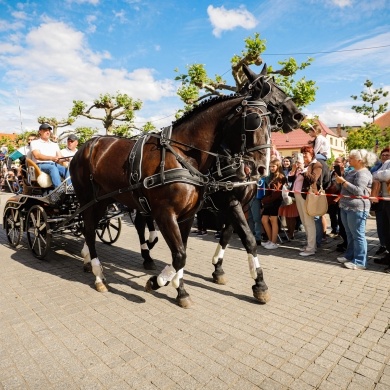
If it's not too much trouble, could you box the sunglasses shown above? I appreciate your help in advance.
[68,139,76,142]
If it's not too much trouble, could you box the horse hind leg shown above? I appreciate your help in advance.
[82,207,108,293]
[81,242,92,273]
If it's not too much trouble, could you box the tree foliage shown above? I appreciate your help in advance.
[351,80,389,123]
[345,124,390,151]
[174,32,317,116]
[69,92,144,135]
[37,116,75,137]
[58,126,98,147]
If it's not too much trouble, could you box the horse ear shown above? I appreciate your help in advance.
[260,64,268,75]
[242,63,257,80]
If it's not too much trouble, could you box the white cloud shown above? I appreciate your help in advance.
[113,10,127,23]
[0,21,177,133]
[329,0,352,7]
[66,0,99,5]
[207,5,257,37]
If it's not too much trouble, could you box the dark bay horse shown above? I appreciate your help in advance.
[70,64,302,308]
[133,64,304,291]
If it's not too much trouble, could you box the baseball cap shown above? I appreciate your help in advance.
[67,134,78,141]
[39,123,52,131]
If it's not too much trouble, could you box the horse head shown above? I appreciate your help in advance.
[241,63,305,133]
[217,95,271,182]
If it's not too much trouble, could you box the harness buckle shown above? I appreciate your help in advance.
[225,181,234,191]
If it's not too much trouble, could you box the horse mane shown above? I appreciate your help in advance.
[173,93,243,127]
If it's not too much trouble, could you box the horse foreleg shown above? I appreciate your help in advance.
[212,223,234,285]
[231,200,270,304]
[145,216,192,308]
[135,212,156,270]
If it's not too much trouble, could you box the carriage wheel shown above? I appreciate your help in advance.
[26,205,51,259]
[96,204,122,244]
[4,208,23,247]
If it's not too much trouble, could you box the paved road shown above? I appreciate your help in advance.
[0,192,389,389]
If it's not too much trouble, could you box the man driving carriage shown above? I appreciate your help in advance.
[31,123,68,188]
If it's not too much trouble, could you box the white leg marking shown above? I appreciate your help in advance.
[91,258,105,284]
[141,243,148,250]
[248,254,260,279]
[148,231,157,242]
[81,242,91,263]
[212,244,226,265]
[171,268,184,289]
[157,265,176,287]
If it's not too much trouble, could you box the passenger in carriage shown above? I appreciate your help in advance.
[61,134,78,168]
[31,123,67,188]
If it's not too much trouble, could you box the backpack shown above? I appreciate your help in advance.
[317,159,331,189]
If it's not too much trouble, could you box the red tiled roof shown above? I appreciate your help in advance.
[272,119,338,150]
[0,133,18,141]
[374,111,390,129]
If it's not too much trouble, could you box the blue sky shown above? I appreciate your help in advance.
[0,0,389,135]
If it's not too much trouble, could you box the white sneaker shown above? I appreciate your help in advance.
[299,250,315,257]
[343,262,366,270]
[261,240,271,247]
[337,256,349,263]
[264,242,279,250]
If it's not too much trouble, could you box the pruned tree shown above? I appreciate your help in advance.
[37,116,75,137]
[351,80,389,123]
[69,92,144,135]
[58,126,99,147]
[174,32,317,118]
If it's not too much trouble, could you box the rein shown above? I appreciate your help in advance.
[61,95,273,224]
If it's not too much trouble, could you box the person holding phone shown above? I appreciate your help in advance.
[327,158,347,246]
[334,149,377,270]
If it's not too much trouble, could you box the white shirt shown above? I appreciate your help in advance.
[61,147,78,159]
[314,134,330,157]
[31,138,61,163]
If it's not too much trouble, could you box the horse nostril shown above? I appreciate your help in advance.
[294,113,305,123]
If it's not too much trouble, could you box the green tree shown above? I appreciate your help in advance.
[345,123,390,151]
[58,127,98,147]
[37,116,75,138]
[69,92,144,135]
[174,32,317,115]
[351,80,389,123]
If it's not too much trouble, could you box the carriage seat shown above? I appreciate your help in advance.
[25,158,53,188]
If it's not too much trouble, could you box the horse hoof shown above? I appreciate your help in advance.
[143,260,157,270]
[212,274,227,285]
[145,279,153,293]
[146,237,158,250]
[83,263,92,273]
[95,282,108,293]
[254,290,270,304]
[177,296,193,309]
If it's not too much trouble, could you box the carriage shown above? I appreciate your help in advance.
[2,175,125,259]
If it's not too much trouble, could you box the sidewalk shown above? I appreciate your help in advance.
[0,192,389,389]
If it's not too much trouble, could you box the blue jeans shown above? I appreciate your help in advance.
[38,162,67,188]
[314,216,323,247]
[247,198,262,241]
[340,208,368,267]
[375,202,385,246]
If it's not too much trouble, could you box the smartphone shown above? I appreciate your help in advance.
[296,153,304,163]
[334,165,341,176]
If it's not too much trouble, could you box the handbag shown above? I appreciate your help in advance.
[281,184,293,206]
[325,181,340,206]
[306,186,328,216]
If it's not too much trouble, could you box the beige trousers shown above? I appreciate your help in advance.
[295,193,317,252]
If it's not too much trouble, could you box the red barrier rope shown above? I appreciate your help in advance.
[261,186,390,201]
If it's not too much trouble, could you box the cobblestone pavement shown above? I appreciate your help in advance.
[0,192,389,390]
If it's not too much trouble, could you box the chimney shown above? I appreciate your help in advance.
[336,124,342,137]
